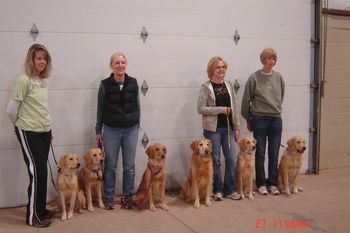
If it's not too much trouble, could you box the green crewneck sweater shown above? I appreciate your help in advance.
[241,70,285,123]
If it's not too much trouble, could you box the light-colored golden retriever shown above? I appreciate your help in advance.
[180,138,213,208]
[78,147,105,211]
[278,136,306,195]
[134,143,169,211]
[57,153,86,221]
[235,136,257,200]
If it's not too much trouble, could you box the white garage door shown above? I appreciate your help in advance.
[0,0,313,207]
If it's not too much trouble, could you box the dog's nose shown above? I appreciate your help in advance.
[100,159,104,163]
[205,149,209,155]
[77,163,80,168]
[252,146,256,150]
[161,155,165,159]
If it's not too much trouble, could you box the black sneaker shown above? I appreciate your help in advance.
[42,209,56,219]
[104,198,115,210]
[27,218,51,228]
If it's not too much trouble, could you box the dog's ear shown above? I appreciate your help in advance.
[84,150,91,163]
[190,140,198,153]
[146,145,153,157]
[287,137,296,150]
[59,154,68,167]
[238,138,245,149]
[163,145,167,155]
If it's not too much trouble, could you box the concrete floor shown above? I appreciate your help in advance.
[1,166,349,233]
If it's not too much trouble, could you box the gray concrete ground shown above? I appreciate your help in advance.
[0,166,349,233]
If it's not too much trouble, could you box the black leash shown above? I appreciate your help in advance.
[48,142,60,192]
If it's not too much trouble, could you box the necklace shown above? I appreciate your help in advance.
[213,82,227,96]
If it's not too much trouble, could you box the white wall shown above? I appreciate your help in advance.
[0,0,313,207]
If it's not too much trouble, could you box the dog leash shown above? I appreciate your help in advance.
[226,116,231,150]
[48,142,59,192]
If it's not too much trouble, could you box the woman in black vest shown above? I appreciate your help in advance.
[95,52,140,209]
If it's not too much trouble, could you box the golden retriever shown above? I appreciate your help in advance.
[79,147,105,211]
[278,136,306,195]
[57,153,86,221]
[180,138,213,208]
[134,143,169,211]
[235,136,257,200]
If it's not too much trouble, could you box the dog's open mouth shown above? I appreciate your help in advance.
[297,147,306,153]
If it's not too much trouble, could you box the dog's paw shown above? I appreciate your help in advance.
[205,200,211,207]
[292,188,299,194]
[88,206,94,212]
[285,189,291,195]
[67,212,73,219]
[297,186,304,192]
[161,203,170,211]
[194,201,200,209]
[77,209,83,214]
[61,214,67,221]
[99,202,105,209]
[248,194,254,200]
[150,205,157,212]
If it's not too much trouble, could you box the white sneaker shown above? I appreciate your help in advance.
[269,186,280,195]
[258,186,268,195]
[226,192,241,200]
[213,192,223,201]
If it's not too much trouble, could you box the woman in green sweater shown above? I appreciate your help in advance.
[241,48,285,196]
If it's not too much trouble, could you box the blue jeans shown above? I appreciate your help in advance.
[102,124,139,199]
[252,116,282,188]
[203,128,236,196]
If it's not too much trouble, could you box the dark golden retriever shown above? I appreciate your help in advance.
[134,143,169,211]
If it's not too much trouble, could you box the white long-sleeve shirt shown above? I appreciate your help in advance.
[6,99,20,123]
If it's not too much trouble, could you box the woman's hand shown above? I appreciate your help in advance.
[223,107,231,116]
[234,129,240,142]
[96,134,103,147]
[246,121,253,132]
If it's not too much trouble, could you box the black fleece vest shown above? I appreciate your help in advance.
[102,73,140,127]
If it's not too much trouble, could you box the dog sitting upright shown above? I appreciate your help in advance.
[134,143,169,211]
[235,136,257,200]
[180,138,213,208]
[278,136,306,195]
[78,147,105,211]
[57,153,86,221]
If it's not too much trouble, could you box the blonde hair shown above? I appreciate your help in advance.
[260,48,277,65]
[109,52,127,68]
[206,56,228,78]
[24,44,52,78]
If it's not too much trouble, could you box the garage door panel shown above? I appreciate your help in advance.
[283,86,310,131]
[140,87,202,140]
[0,0,313,207]
[0,149,28,207]
[49,89,97,146]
